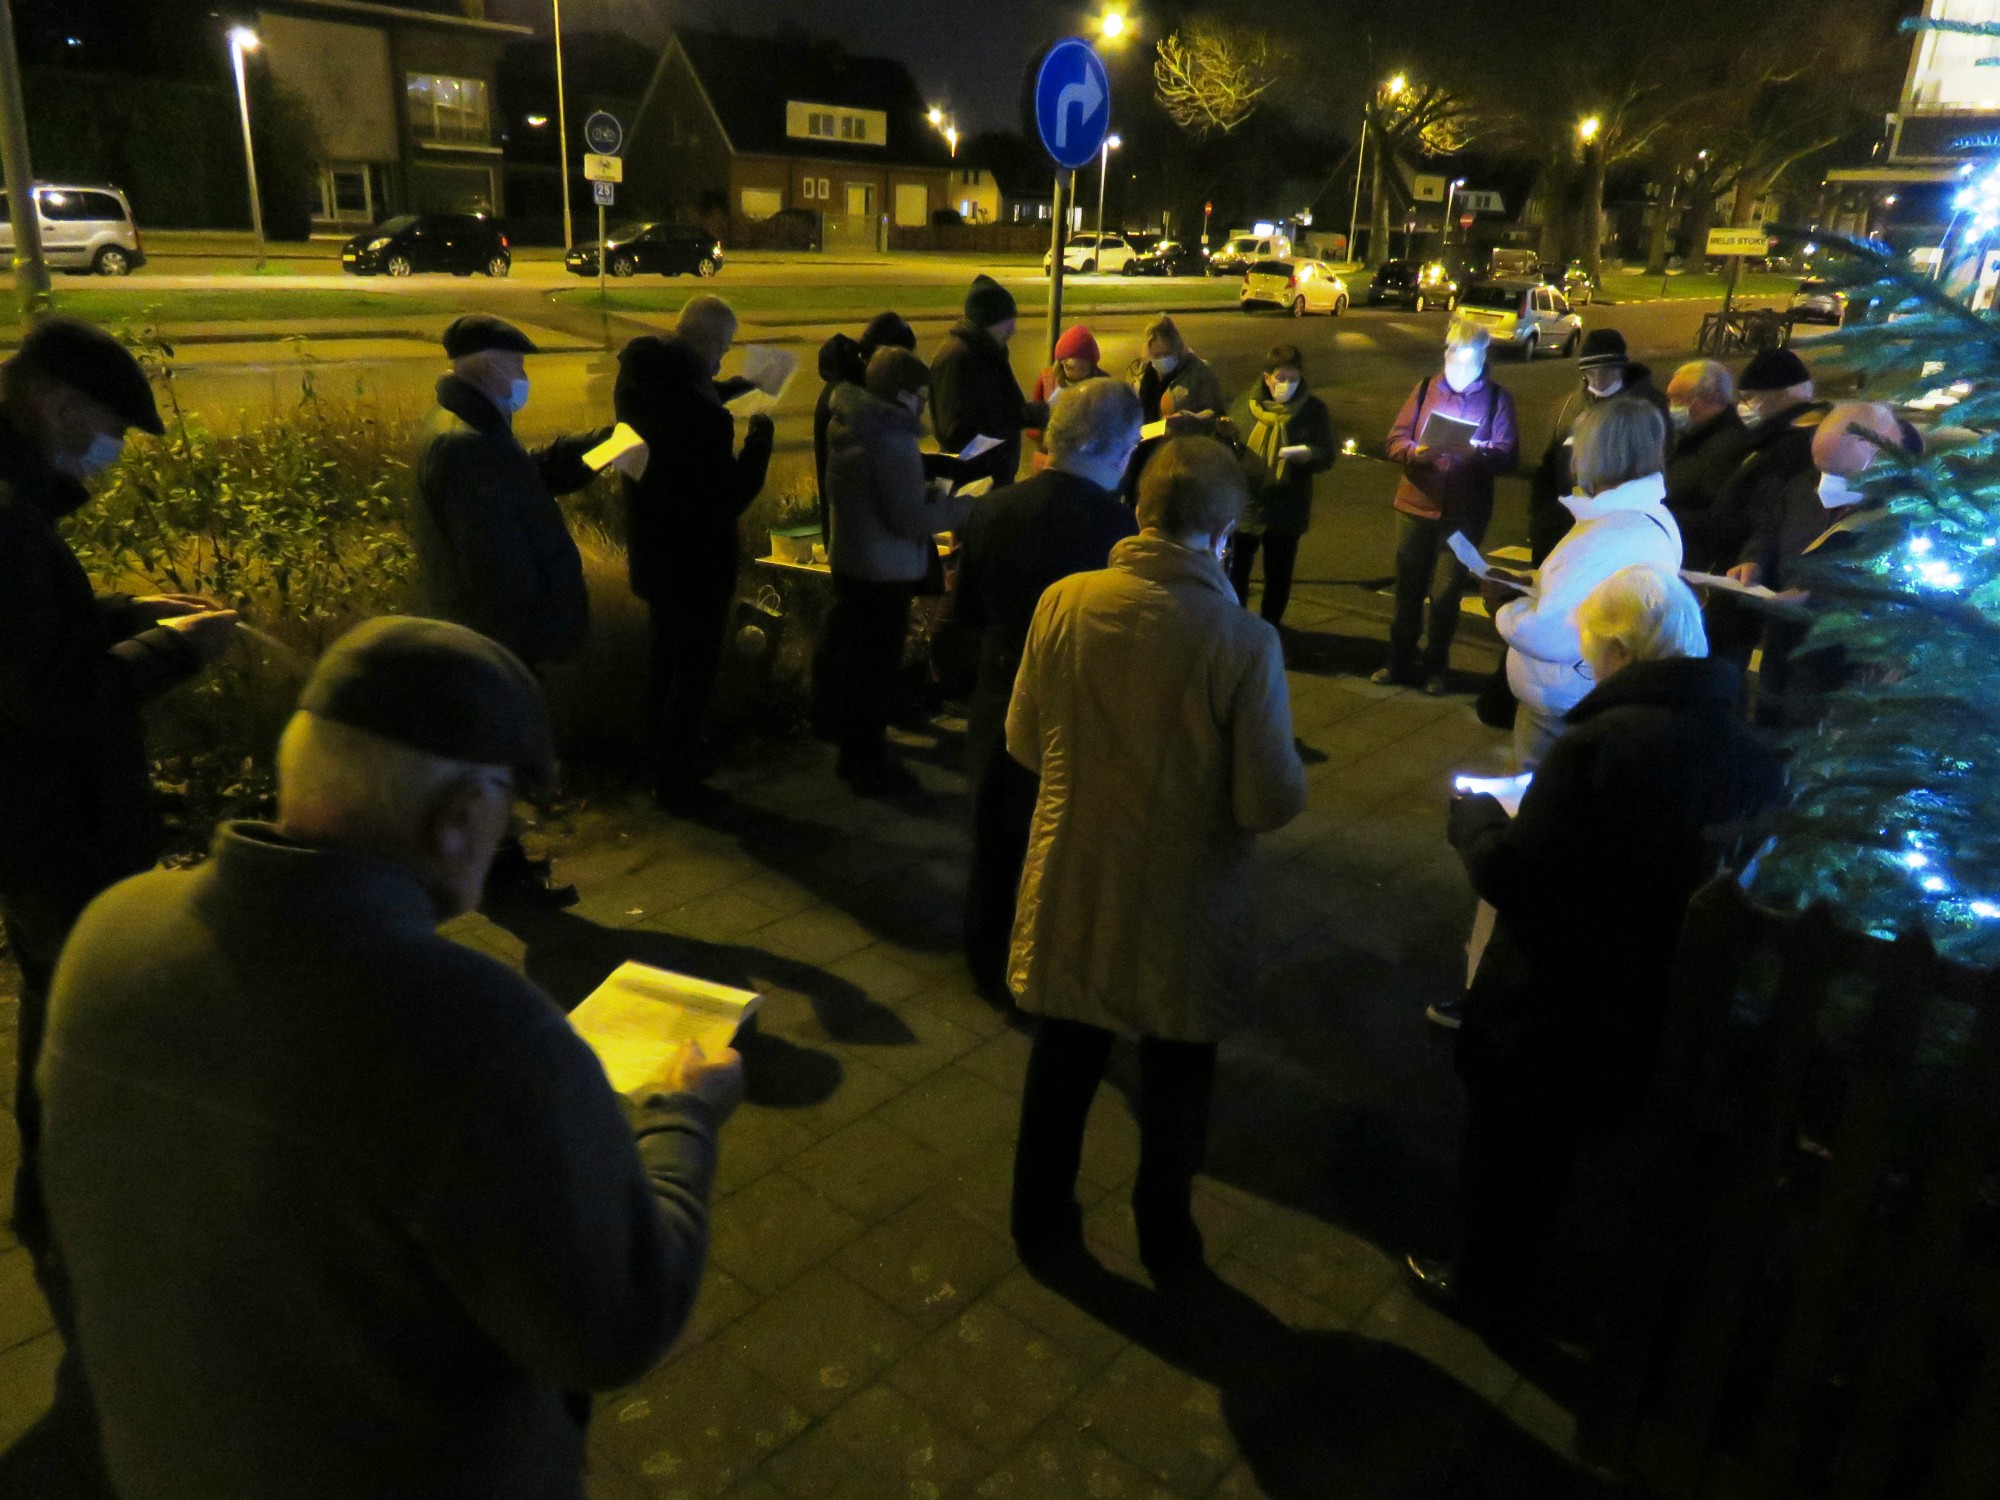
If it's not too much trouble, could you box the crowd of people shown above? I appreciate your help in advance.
[0,272,1896,1493]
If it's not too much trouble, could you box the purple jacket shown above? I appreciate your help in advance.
[1386,373,1519,537]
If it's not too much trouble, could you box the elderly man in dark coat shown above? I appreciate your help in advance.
[1662,358,1752,572]
[0,317,238,1494]
[929,274,1045,487]
[615,296,774,806]
[35,618,742,1500]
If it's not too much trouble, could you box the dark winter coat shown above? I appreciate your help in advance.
[1705,401,1830,574]
[824,384,972,584]
[955,467,1137,780]
[412,375,600,667]
[1227,384,1335,537]
[39,821,720,1500]
[1527,365,1671,562]
[1739,466,1845,591]
[929,319,1042,485]
[614,334,774,602]
[1449,655,1783,1122]
[1664,406,1754,571]
[0,413,200,896]
[814,332,871,503]
[1385,372,1520,539]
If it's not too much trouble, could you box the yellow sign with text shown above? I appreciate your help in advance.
[583,153,623,184]
[1706,228,1767,256]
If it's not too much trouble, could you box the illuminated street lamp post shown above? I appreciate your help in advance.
[927,106,959,158]
[1443,176,1466,246]
[1094,133,1122,258]
[553,0,574,251]
[0,0,50,320]
[1351,73,1404,268]
[228,27,267,272]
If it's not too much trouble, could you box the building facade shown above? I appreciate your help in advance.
[254,0,529,230]
[626,31,955,251]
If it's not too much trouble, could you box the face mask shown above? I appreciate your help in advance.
[1266,378,1299,403]
[1443,355,1480,393]
[1737,401,1761,426]
[56,432,124,481]
[1151,355,1180,376]
[1817,470,1862,509]
[1669,404,1692,432]
[501,377,530,414]
[1585,372,1623,399]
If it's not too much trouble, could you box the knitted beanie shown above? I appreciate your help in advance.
[865,346,930,403]
[964,274,1018,328]
[1053,325,1100,366]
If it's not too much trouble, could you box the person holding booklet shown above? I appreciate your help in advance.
[32,618,743,1500]
[1408,567,1780,1330]
[1225,343,1336,629]
[1377,321,1519,694]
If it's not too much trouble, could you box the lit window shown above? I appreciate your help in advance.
[406,73,490,146]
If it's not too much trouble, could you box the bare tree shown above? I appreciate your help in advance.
[1153,23,1283,138]
[1362,80,1480,266]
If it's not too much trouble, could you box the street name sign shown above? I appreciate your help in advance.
[584,153,623,184]
[1707,227,1768,256]
[1034,39,1111,170]
[584,111,624,156]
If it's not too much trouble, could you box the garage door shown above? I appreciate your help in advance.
[894,183,929,227]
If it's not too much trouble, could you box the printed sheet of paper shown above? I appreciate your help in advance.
[954,476,995,499]
[957,434,1002,462]
[1446,531,1529,590]
[1680,569,1780,600]
[1418,408,1480,453]
[568,961,761,1095]
[1277,443,1314,462]
[1454,772,1533,817]
[584,423,650,481]
[741,344,798,397]
[1139,419,1169,441]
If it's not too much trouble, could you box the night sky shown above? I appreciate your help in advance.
[488,0,1109,133]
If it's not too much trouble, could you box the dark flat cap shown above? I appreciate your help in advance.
[442,314,538,359]
[1739,347,1812,392]
[1576,327,1628,370]
[10,317,162,435]
[300,616,555,790]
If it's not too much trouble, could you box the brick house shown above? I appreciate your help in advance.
[625,30,955,251]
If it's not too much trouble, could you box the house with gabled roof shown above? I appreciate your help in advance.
[625,29,956,250]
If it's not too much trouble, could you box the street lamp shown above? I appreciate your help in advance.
[227,26,266,271]
[1099,8,1130,41]
[1094,133,1122,254]
[1443,176,1466,245]
[944,125,959,158]
[1578,115,1601,144]
[928,106,944,127]
[927,106,958,158]
[552,0,574,251]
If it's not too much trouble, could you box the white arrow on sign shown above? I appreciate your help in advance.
[1053,69,1104,150]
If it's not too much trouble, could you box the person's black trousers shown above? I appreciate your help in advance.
[1011,1016,1218,1271]
[825,574,917,778]
[1227,532,1302,626]
[1454,1079,1585,1316]
[963,748,1037,1000]
[645,558,738,791]
[1388,511,1477,681]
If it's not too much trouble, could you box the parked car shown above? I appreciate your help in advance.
[1368,258,1460,312]
[1789,278,1847,325]
[0,183,145,275]
[1452,279,1582,359]
[565,222,724,278]
[1124,237,1204,277]
[1042,232,1140,275]
[341,213,510,277]
[1208,233,1291,276]
[1562,261,1596,306]
[1487,247,1541,280]
[1240,258,1349,317]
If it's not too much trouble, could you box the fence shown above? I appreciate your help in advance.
[888,223,1051,255]
[1580,878,2000,1497]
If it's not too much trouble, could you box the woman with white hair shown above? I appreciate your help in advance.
[1489,395,1682,768]
[1408,565,1783,1325]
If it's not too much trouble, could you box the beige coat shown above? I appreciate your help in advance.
[1005,534,1308,1042]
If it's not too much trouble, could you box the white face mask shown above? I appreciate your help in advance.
[57,432,124,480]
[1817,470,1862,509]
[1669,404,1692,432]
[1151,355,1180,377]
[1442,353,1481,393]
[500,377,530,415]
[1737,401,1762,426]
[1266,378,1299,403]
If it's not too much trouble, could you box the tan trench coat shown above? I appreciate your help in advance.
[1004,533,1308,1042]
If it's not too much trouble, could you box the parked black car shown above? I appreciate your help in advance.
[1367,258,1461,311]
[1124,238,1204,277]
[340,213,510,277]
[565,222,724,278]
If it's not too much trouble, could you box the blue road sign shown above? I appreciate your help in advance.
[1034,40,1110,171]
[584,111,624,156]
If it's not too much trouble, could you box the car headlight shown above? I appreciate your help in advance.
[367,237,392,252]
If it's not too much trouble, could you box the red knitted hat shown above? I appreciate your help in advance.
[1053,325,1100,365]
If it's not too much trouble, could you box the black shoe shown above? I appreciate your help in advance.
[1013,1202,1087,1275]
[1371,666,1417,688]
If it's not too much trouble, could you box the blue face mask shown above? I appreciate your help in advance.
[501,377,530,415]
[57,432,124,481]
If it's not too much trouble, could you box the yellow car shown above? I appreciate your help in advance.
[1239,258,1350,317]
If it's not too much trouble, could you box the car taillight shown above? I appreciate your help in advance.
[500,234,509,248]
[1286,273,1298,288]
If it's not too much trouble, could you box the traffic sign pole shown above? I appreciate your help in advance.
[597,200,606,299]
[1032,39,1111,368]
[1045,170,1071,367]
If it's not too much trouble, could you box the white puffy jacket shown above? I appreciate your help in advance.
[1497,473,1683,718]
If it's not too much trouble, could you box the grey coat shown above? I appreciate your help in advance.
[825,383,972,583]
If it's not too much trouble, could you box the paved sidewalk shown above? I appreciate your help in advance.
[0,578,1625,1498]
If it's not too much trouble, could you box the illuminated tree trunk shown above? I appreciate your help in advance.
[1644,179,1676,276]
[1367,144,1391,268]
[1684,191,1718,273]
[1582,145,1606,282]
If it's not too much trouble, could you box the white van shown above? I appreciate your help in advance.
[0,184,146,275]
